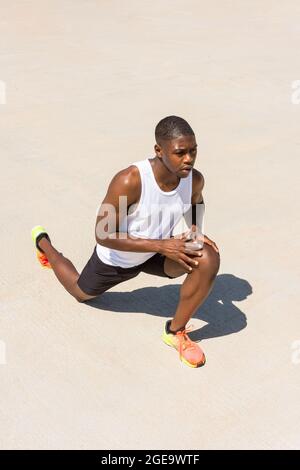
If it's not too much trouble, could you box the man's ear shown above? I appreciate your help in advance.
[154,143,162,157]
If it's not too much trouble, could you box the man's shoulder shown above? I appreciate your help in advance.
[192,168,204,187]
[108,165,141,204]
[112,164,141,187]
[192,167,204,180]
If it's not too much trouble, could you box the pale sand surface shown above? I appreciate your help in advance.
[1,0,300,449]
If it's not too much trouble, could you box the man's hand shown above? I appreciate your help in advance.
[189,224,219,254]
[158,237,203,273]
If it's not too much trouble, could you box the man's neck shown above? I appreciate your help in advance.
[151,157,180,189]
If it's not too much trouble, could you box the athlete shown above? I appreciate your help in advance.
[31,116,220,368]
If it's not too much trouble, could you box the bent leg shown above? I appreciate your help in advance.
[38,238,97,302]
[168,244,220,332]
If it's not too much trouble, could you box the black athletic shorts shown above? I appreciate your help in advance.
[77,246,175,296]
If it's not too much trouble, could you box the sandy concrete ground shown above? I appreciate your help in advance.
[1,0,300,450]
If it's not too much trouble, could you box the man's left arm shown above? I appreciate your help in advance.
[191,169,219,254]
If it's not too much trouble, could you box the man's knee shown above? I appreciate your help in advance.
[75,293,98,303]
[71,281,98,303]
[196,244,220,276]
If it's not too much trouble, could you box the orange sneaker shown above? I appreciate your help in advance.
[162,320,206,368]
[36,250,52,269]
[31,225,52,269]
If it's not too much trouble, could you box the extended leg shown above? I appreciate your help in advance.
[38,237,97,302]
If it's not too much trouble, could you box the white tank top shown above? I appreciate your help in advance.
[96,158,192,267]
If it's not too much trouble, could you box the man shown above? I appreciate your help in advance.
[31,116,220,368]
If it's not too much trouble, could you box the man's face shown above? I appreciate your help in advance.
[154,134,197,178]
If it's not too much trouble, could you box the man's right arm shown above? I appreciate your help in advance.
[95,165,162,253]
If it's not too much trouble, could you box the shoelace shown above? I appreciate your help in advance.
[174,325,197,357]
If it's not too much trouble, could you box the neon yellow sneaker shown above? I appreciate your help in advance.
[162,320,206,368]
[31,225,52,269]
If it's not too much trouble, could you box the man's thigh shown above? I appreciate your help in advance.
[140,253,186,279]
[163,258,187,278]
[77,246,140,297]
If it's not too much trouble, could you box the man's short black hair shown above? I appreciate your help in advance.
[155,115,194,145]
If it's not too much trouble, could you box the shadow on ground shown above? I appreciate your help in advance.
[84,274,251,341]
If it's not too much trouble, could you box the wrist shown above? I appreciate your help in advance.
[154,239,164,254]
